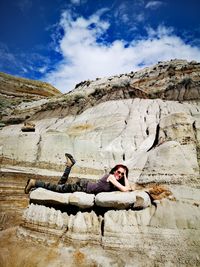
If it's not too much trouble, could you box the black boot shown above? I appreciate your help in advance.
[65,153,76,166]
[25,179,36,194]
[58,153,76,184]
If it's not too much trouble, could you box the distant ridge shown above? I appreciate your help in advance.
[0,72,62,122]
[0,72,62,97]
[0,59,199,124]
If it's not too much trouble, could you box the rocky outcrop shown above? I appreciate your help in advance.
[0,72,61,98]
[0,98,199,184]
[18,185,200,265]
[29,188,151,210]
[0,72,62,124]
[1,59,199,124]
[17,60,197,124]
[0,60,199,182]
[72,59,200,102]
[0,59,200,266]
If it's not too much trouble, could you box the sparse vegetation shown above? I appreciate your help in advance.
[73,93,85,102]
[180,77,192,87]
[0,95,23,119]
[89,88,106,98]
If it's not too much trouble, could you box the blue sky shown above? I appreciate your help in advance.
[0,0,200,93]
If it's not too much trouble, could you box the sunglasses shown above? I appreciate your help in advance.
[116,170,125,176]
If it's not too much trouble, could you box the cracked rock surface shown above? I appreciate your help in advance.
[0,59,200,266]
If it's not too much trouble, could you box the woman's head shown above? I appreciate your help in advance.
[110,164,129,180]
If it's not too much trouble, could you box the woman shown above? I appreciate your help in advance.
[25,153,134,194]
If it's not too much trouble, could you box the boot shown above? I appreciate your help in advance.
[25,179,36,194]
[65,153,76,167]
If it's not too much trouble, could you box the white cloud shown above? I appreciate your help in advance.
[44,11,200,93]
[114,3,129,23]
[145,1,163,9]
[38,65,48,74]
[135,13,145,23]
[70,0,81,5]
[70,0,88,5]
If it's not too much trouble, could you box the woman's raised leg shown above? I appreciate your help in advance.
[57,153,76,184]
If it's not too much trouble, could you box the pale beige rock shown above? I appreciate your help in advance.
[95,191,150,209]
[1,98,199,184]
[30,188,71,206]
[159,112,199,172]
[0,126,40,163]
[19,204,68,244]
[150,198,200,229]
[102,197,200,265]
[69,192,95,209]
[95,191,136,209]
[23,203,66,230]
[170,185,200,204]
[65,211,102,243]
[19,187,200,265]
[1,60,200,267]
[29,188,150,209]
[138,141,199,184]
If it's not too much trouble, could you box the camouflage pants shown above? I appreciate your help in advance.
[35,179,88,193]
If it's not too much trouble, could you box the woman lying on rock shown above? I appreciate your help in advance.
[25,153,135,194]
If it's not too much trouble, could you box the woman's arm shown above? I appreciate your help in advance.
[107,174,131,192]
[124,173,136,191]
[124,173,130,187]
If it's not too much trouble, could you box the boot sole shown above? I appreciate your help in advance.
[65,153,76,165]
[24,179,31,194]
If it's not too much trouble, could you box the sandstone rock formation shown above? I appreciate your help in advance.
[0,59,200,266]
[0,59,199,182]
[19,185,200,265]
[29,188,151,210]
[0,97,199,183]
[0,71,62,124]
[0,72,61,97]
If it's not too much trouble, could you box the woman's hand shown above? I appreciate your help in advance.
[107,174,131,192]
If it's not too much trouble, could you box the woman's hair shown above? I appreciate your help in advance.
[109,164,129,178]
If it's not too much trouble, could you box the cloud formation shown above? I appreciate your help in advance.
[44,10,200,93]
[145,1,164,9]
[70,0,81,5]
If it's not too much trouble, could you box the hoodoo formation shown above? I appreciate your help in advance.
[0,59,200,266]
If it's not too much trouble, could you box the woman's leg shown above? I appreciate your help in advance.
[36,180,73,193]
[25,178,88,194]
[57,153,76,184]
[58,166,72,185]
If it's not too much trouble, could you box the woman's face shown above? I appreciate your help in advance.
[114,167,125,180]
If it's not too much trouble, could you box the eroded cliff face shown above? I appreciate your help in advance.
[0,59,199,180]
[0,59,200,266]
[0,72,62,124]
[0,72,61,98]
[0,97,199,183]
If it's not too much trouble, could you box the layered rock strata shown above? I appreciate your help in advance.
[1,59,199,124]
[0,72,62,124]
[1,59,200,266]
[0,72,61,97]
[0,98,199,184]
[19,185,200,265]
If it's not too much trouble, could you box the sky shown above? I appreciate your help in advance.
[0,0,200,93]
